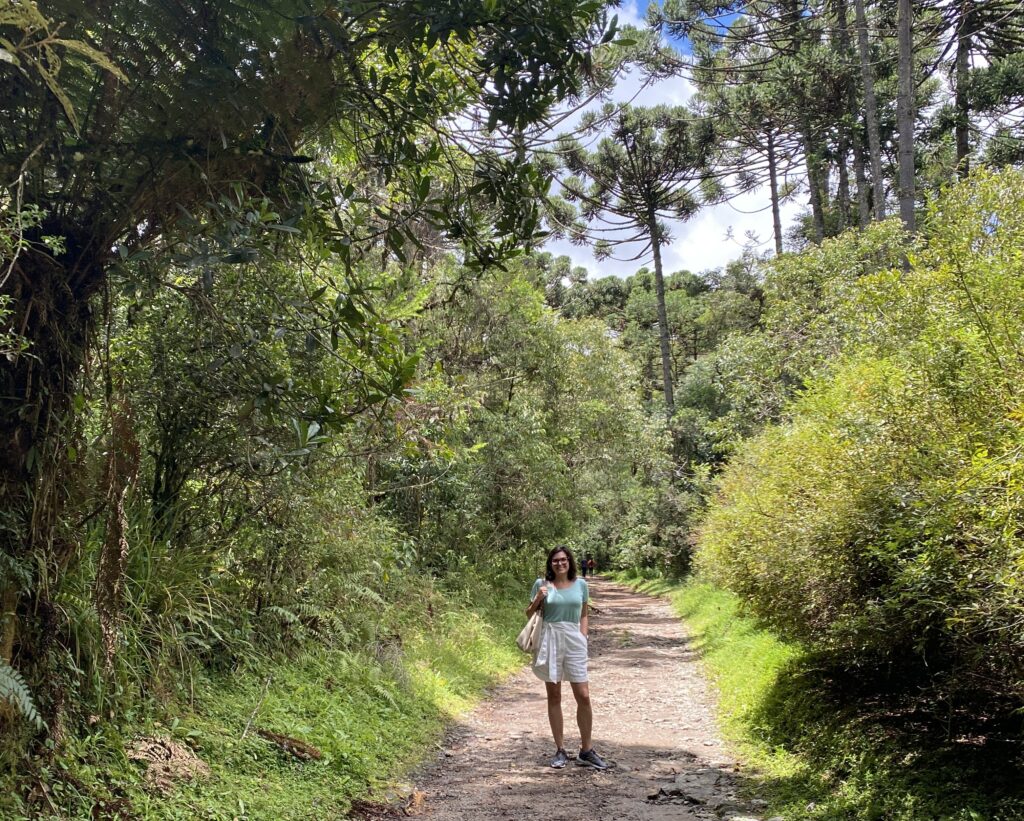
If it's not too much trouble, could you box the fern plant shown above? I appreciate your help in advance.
[0,659,43,730]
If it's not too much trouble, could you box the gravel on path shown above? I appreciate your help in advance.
[370,578,769,821]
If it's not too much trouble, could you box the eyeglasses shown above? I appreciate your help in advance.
[551,558,569,565]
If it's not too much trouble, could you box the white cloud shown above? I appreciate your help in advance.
[661,192,804,274]
[615,0,647,28]
[544,65,692,142]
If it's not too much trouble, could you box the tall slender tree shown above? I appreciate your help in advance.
[551,104,717,418]
[938,0,1024,176]
[897,0,917,231]
[853,0,887,218]
[690,46,800,255]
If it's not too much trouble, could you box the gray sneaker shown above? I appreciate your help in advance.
[576,748,609,770]
[550,748,569,768]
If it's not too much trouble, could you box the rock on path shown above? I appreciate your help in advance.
[405,579,765,821]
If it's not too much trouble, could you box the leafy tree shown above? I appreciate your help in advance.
[656,0,837,241]
[930,0,1024,175]
[0,0,614,724]
[655,0,943,242]
[968,52,1024,166]
[375,254,643,571]
[560,273,630,326]
[698,71,799,253]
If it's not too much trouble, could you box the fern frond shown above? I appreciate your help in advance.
[371,682,399,710]
[0,659,43,729]
[54,590,98,617]
[295,602,343,628]
[348,585,385,606]
[0,551,32,589]
[264,605,299,625]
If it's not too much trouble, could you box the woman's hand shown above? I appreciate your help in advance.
[526,584,548,616]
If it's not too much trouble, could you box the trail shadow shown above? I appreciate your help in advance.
[403,578,755,821]
[595,644,701,669]
[679,631,1024,819]
[411,727,757,821]
[606,577,1024,817]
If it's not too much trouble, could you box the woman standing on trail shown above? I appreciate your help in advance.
[525,546,609,770]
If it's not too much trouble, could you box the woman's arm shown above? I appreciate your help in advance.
[579,602,589,637]
[526,582,547,617]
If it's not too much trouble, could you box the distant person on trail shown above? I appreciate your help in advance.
[580,554,589,578]
[525,545,609,770]
[587,556,596,576]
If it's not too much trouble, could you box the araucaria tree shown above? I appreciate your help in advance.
[553,104,717,419]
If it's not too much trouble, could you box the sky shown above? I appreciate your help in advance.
[541,1,804,279]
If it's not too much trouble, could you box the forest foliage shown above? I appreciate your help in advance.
[2,0,1024,815]
[699,170,1024,706]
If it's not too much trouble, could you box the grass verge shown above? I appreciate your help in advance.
[5,580,526,820]
[613,569,1024,821]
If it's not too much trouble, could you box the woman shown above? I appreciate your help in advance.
[526,546,609,770]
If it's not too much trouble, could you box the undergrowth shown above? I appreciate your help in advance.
[614,569,1024,821]
[1,577,525,820]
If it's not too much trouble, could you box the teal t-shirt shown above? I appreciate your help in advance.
[530,578,589,624]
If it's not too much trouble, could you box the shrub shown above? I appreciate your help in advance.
[697,169,1024,704]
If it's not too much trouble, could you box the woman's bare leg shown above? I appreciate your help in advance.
[571,681,592,751]
[545,681,564,749]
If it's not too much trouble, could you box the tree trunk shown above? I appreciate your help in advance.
[801,127,827,243]
[96,395,140,669]
[955,16,972,177]
[852,123,871,227]
[0,587,16,666]
[767,130,784,255]
[648,215,675,419]
[782,0,825,243]
[837,134,851,232]
[897,0,916,232]
[0,238,103,673]
[833,0,854,232]
[854,0,886,219]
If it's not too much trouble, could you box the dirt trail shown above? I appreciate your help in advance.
[402,579,768,821]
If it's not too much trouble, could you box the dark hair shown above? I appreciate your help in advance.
[545,545,577,582]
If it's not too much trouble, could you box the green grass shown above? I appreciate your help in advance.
[5,582,526,820]
[614,569,1024,821]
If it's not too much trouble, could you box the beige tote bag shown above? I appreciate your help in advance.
[516,609,543,653]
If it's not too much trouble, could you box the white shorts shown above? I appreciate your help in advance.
[532,621,589,683]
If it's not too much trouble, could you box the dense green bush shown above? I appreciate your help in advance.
[698,169,1024,702]
[378,258,645,570]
